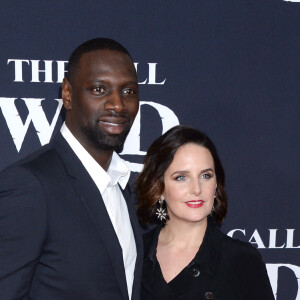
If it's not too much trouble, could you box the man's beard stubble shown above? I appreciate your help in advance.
[82,122,131,153]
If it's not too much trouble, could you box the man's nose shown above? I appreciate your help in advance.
[105,91,126,113]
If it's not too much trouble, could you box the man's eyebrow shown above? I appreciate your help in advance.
[126,81,139,86]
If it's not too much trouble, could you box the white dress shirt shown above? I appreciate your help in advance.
[60,123,137,299]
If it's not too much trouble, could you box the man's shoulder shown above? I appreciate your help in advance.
[0,136,67,180]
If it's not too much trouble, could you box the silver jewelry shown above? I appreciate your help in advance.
[156,198,167,221]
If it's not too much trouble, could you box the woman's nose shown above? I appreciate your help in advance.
[191,179,201,195]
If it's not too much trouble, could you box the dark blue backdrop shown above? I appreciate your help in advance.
[0,1,299,299]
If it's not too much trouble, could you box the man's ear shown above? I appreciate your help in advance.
[62,78,72,111]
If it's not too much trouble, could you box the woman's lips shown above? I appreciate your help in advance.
[185,200,204,208]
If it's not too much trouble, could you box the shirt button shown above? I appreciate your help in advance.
[190,267,200,277]
[205,292,215,299]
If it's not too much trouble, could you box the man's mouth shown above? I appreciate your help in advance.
[100,121,123,126]
[98,117,129,134]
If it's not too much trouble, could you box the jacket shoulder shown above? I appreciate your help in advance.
[217,228,262,261]
[213,227,274,299]
[0,145,69,202]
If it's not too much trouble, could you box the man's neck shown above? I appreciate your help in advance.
[91,148,113,172]
[64,123,114,171]
[74,138,113,172]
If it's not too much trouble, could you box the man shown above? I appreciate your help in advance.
[0,38,143,299]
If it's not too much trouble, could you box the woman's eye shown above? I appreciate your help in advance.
[175,175,186,181]
[202,173,212,179]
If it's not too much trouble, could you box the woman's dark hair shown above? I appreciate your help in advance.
[136,125,227,226]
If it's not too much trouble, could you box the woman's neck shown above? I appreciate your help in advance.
[159,218,208,249]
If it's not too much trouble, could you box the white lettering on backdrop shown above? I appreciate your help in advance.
[0,98,179,171]
[0,98,63,151]
[121,101,179,171]
[266,264,300,300]
[7,59,166,85]
[227,228,300,249]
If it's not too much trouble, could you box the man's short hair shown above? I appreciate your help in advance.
[66,38,133,82]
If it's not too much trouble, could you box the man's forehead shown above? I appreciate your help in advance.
[79,49,132,65]
[71,49,137,83]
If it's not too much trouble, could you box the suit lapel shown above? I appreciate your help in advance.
[121,186,143,300]
[52,133,129,300]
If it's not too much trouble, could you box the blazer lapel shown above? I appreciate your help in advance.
[121,186,143,300]
[52,133,129,300]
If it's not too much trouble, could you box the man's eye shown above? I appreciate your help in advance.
[123,88,136,95]
[92,87,106,94]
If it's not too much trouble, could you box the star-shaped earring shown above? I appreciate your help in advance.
[156,199,167,221]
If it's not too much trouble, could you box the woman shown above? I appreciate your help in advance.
[136,125,274,300]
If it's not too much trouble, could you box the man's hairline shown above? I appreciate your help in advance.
[66,48,135,84]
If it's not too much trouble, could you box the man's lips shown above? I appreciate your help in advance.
[98,117,130,134]
[185,200,204,208]
[99,116,129,125]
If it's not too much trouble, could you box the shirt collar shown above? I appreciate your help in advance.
[107,151,131,189]
[60,122,130,193]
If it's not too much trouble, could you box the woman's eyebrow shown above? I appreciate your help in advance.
[170,170,189,176]
[171,168,215,177]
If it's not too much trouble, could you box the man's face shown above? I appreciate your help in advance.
[62,49,139,153]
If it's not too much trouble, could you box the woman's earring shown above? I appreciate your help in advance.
[156,198,168,221]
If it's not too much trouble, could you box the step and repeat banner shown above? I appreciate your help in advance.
[0,1,299,299]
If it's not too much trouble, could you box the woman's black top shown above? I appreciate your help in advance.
[141,221,274,300]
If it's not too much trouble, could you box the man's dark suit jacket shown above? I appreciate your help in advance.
[0,133,143,300]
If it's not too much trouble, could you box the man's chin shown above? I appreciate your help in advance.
[94,132,128,153]
[97,139,125,153]
[83,126,130,153]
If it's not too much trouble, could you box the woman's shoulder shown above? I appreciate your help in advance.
[212,227,274,299]
[215,226,262,260]
[212,226,266,274]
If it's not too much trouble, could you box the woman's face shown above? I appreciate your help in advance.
[162,143,217,226]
